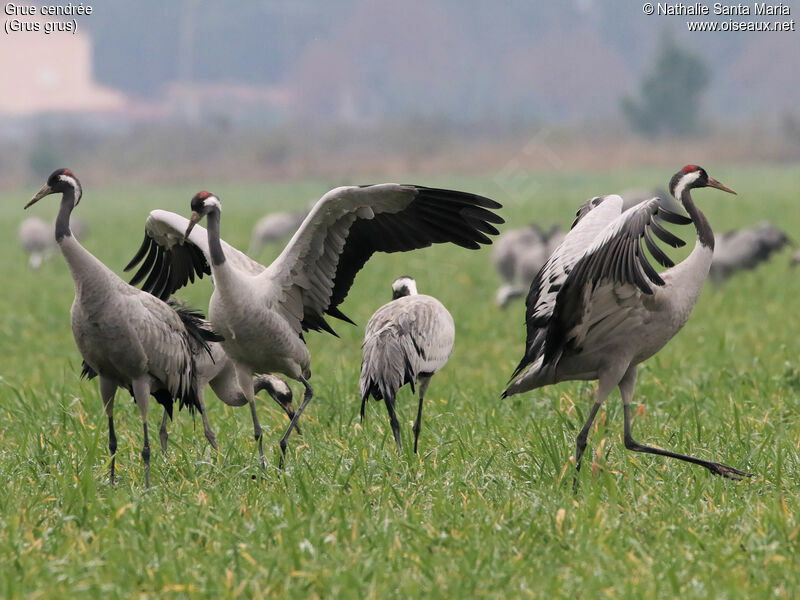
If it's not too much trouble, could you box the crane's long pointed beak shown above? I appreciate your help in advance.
[184,211,202,240]
[707,177,736,195]
[25,183,53,209]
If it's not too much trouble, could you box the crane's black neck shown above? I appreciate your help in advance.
[55,188,76,242]
[680,187,714,250]
[206,210,226,266]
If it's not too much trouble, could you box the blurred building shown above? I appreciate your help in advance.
[0,21,126,115]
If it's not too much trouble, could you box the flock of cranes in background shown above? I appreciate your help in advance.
[21,164,783,487]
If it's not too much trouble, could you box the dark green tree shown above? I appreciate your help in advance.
[621,33,710,137]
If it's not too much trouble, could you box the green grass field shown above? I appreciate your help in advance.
[1,164,798,598]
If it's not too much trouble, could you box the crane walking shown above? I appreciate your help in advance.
[125,184,503,466]
[360,276,455,453]
[503,165,751,480]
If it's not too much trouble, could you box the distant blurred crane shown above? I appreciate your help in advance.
[710,222,791,282]
[360,276,454,453]
[493,223,564,307]
[504,165,751,481]
[19,215,88,269]
[248,210,307,256]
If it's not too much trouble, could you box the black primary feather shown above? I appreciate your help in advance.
[302,186,503,334]
[125,232,211,301]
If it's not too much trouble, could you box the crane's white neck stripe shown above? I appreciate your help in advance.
[59,174,82,200]
[672,171,700,204]
[203,196,221,211]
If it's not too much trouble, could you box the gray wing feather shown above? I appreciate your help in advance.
[360,295,454,401]
[261,184,502,337]
[134,292,196,396]
[543,198,691,365]
[509,195,690,383]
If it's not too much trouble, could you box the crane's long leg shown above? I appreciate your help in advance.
[159,409,169,454]
[196,388,218,451]
[158,394,216,453]
[621,366,752,480]
[360,395,368,422]
[383,395,402,450]
[99,377,117,484]
[235,365,264,470]
[131,378,152,489]
[575,374,618,473]
[412,376,432,454]
[279,376,313,469]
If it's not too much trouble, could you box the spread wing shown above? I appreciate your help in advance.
[260,184,503,336]
[542,197,692,365]
[525,196,625,341]
[510,195,691,380]
[124,209,265,300]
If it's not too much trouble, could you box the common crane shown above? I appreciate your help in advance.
[710,221,791,282]
[503,165,751,481]
[125,184,503,466]
[360,276,455,453]
[18,215,53,269]
[124,211,303,461]
[25,169,219,488]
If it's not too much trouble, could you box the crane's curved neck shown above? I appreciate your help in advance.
[680,188,714,250]
[54,191,115,294]
[206,210,226,266]
[55,188,75,242]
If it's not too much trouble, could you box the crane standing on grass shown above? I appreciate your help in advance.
[504,165,752,480]
[360,276,455,453]
[25,169,220,488]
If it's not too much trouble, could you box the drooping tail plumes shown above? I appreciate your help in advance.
[169,299,224,354]
[360,327,420,404]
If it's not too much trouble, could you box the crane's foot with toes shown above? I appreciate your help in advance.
[705,462,753,480]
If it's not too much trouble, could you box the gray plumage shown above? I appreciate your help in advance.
[26,169,218,488]
[710,221,791,282]
[157,329,297,454]
[360,277,455,453]
[619,187,680,213]
[124,210,297,457]
[504,165,750,481]
[125,184,503,467]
